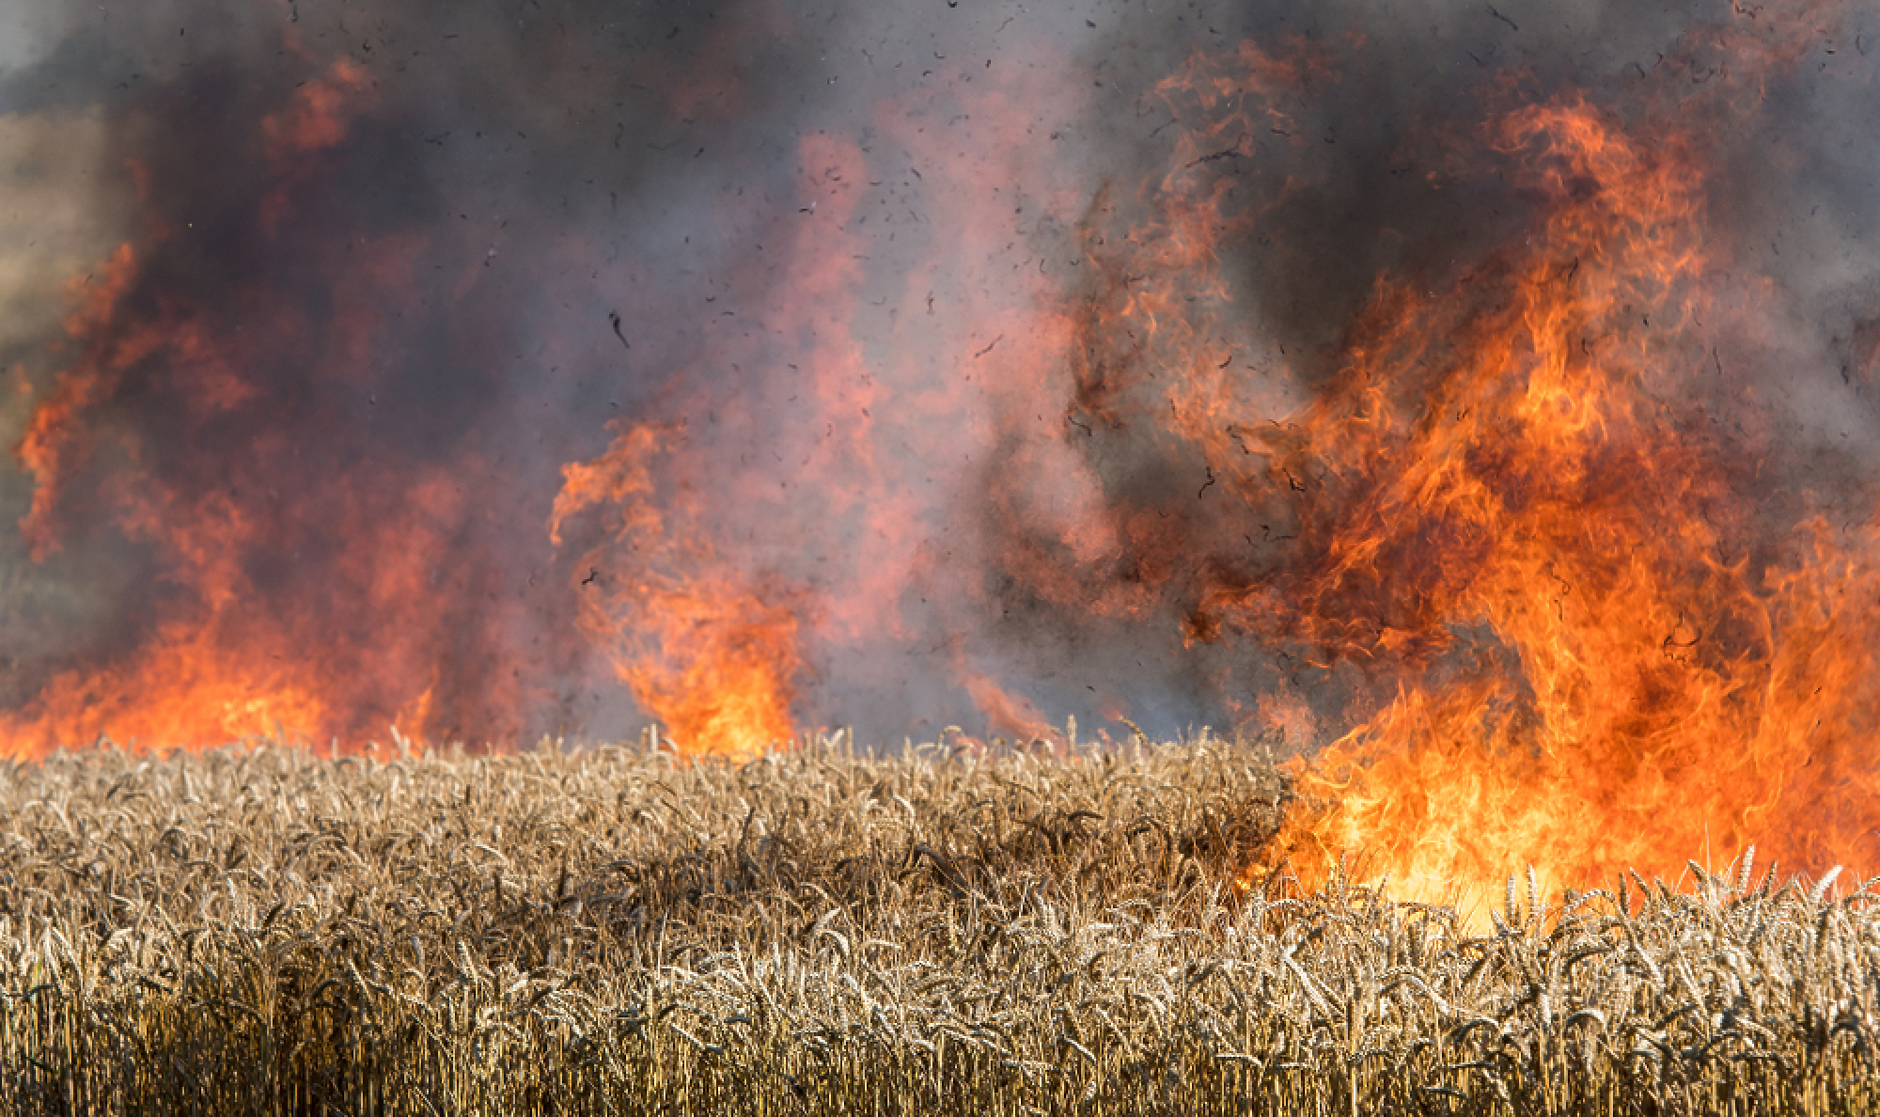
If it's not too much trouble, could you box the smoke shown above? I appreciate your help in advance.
[0,0,1876,751]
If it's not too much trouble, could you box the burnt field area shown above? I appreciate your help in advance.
[0,737,1873,1116]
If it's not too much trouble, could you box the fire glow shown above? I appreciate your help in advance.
[3,1,1878,902]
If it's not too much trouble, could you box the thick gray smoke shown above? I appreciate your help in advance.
[0,0,1875,752]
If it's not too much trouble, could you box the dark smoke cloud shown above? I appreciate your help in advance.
[1,0,1876,749]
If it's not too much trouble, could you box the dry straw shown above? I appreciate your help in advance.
[0,730,1872,1115]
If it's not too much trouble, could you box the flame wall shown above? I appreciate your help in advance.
[3,0,1879,891]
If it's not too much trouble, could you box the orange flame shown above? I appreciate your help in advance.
[1156,47,1877,902]
[551,422,799,761]
[0,624,329,753]
[971,6,1880,909]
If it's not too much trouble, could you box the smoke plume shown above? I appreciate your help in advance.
[1,0,1876,784]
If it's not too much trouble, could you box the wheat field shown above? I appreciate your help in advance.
[0,732,1872,1115]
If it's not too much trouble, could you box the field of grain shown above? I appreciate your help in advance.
[0,732,1873,1115]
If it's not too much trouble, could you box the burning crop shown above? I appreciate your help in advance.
[0,738,1875,1115]
[3,0,1880,970]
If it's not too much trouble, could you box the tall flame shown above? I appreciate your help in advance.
[1110,22,1880,901]
[1257,94,1880,902]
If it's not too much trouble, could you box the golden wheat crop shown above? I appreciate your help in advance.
[0,731,1871,1115]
